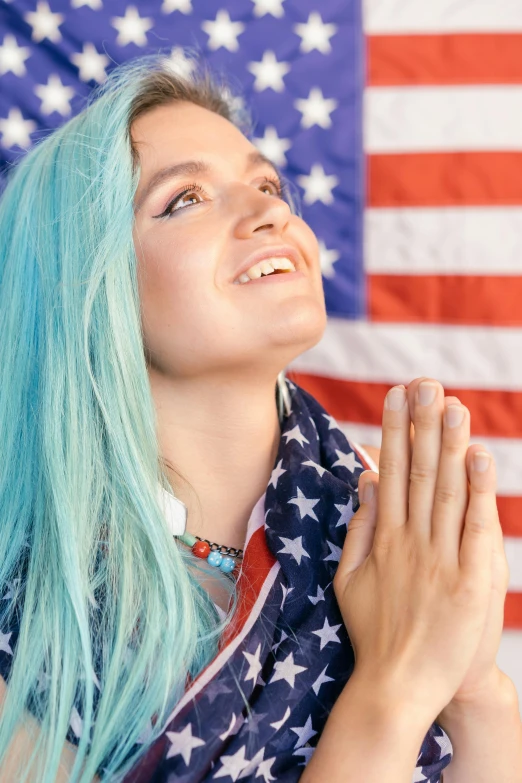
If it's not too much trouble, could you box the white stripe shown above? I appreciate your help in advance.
[365,87,522,153]
[288,319,522,391]
[505,538,522,591]
[365,207,522,275]
[338,421,522,497]
[158,560,281,734]
[364,0,522,34]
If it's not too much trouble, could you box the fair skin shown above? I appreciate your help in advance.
[131,100,328,552]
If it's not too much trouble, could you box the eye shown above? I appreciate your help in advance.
[153,175,284,219]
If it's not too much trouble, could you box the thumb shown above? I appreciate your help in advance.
[337,471,378,583]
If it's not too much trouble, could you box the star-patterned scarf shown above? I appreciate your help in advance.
[122,378,454,783]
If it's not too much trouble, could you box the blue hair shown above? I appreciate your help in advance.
[0,50,297,781]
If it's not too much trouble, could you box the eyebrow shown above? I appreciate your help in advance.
[134,150,282,213]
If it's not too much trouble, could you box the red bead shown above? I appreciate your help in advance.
[192,541,211,558]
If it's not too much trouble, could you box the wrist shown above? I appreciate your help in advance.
[437,667,519,724]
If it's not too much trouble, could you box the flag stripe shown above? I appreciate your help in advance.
[505,593,522,629]
[363,0,522,35]
[368,34,522,86]
[288,320,522,391]
[365,86,522,153]
[368,152,522,207]
[365,207,522,275]
[368,276,522,327]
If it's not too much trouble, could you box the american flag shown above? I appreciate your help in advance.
[0,0,520,704]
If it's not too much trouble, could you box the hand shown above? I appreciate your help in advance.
[405,380,510,705]
[334,377,498,721]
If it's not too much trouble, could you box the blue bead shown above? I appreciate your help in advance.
[207,551,223,567]
[219,556,235,573]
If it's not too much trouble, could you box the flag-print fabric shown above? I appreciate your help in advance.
[0,379,454,781]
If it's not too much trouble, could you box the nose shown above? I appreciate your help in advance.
[233,183,292,237]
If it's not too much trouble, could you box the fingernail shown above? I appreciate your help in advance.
[362,482,375,503]
[473,451,490,472]
[417,381,437,406]
[385,387,406,411]
[445,405,464,428]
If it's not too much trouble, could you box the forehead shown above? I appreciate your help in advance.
[131,101,252,170]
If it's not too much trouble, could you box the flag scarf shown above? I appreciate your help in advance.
[0,379,453,781]
[122,378,453,782]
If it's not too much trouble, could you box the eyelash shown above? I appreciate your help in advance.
[153,176,284,219]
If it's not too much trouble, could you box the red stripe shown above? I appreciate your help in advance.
[219,525,276,650]
[287,372,522,440]
[368,152,522,207]
[505,593,522,629]
[368,33,522,86]
[498,496,522,538]
[368,275,522,328]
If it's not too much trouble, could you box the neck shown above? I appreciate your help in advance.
[150,368,283,552]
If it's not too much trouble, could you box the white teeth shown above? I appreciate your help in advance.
[234,256,296,285]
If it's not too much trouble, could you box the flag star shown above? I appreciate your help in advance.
[36,669,52,694]
[111,6,154,47]
[253,755,277,782]
[335,497,355,528]
[206,680,234,704]
[269,651,307,688]
[201,10,245,53]
[247,50,291,93]
[282,424,310,448]
[319,239,341,278]
[243,711,267,735]
[70,43,109,83]
[0,631,13,655]
[322,412,340,430]
[290,714,317,748]
[332,449,361,474]
[312,664,335,695]
[272,628,289,654]
[2,577,21,602]
[268,458,287,489]
[24,1,64,43]
[277,535,310,566]
[300,458,327,478]
[296,163,339,205]
[270,705,291,731]
[0,107,37,149]
[412,767,428,782]
[311,616,342,650]
[252,126,292,168]
[307,583,327,605]
[162,0,192,12]
[293,744,316,765]
[323,539,342,563]
[219,712,240,741]
[213,744,250,780]
[0,34,31,77]
[435,731,453,756]
[165,723,205,765]
[251,0,285,18]
[243,642,263,683]
[69,705,83,738]
[293,11,338,54]
[237,747,266,779]
[162,46,197,79]
[34,74,74,116]
[71,0,103,8]
[294,86,338,129]
[280,584,294,610]
[288,486,321,522]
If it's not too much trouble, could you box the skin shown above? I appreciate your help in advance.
[131,101,327,551]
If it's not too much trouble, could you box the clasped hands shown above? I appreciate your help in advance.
[361,377,510,707]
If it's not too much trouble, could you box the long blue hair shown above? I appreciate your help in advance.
[0,50,297,782]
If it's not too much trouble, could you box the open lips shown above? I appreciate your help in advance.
[233,256,296,284]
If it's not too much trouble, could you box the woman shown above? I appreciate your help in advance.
[0,51,510,782]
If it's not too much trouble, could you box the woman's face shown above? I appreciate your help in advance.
[131,100,326,383]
